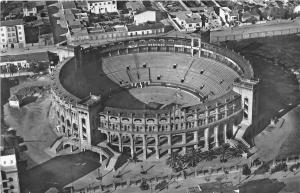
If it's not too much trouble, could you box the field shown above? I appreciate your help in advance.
[21,151,100,193]
[128,86,201,108]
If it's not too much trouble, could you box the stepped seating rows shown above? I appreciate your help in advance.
[102,52,239,98]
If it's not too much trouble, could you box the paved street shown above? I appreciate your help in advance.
[1,45,58,56]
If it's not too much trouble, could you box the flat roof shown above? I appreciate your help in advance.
[0,19,23,27]
[127,23,164,31]
[212,19,300,36]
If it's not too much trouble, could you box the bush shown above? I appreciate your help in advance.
[289,163,300,172]
[155,180,168,191]
[242,164,251,176]
[140,180,149,190]
[271,163,287,174]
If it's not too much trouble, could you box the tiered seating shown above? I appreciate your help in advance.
[101,52,240,99]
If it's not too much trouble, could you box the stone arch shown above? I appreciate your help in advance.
[146,136,155,146]
[111,134,120,144]
[72,123,78,131]
[122,135,131,145]
[66,119,71,127]
[159,136,168,146]
[62,125,66,133]
[135,136,143,146]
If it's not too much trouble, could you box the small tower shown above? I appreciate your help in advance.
[74,45,83,70]
[233,78,259,125]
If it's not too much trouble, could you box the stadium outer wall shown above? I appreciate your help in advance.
[51,35,259,163]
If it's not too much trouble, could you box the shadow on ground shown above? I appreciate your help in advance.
[222,35,300,139]
[21,151,100,193]
[240,178,285,193]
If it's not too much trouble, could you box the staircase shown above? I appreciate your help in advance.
[91,142,120,171]
[234,123,251,148]
[49,137,63,154]
[126,69,134,82]
[183,59,194,80]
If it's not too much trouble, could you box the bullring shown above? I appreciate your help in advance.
[51,33,259,166]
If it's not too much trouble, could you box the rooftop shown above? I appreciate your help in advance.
[212,18,300,36]
[61,1,77,10]
[23,2,36,9]
[0,19,23,27]
[127,22,164,31]
[172,11,202,23]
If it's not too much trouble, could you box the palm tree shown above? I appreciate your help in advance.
[219,143,230,163]
[202,150,217,162]
[166,152,183,172]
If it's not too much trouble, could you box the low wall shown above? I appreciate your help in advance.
[69,153,300,193]
[210,19,300,43]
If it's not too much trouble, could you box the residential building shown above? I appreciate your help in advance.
[127,23,165,36]
[0,150,20,193]
[134,10,157,25]
[8,95,21,108]
[0,20,26,50]
[0,60,29,70]
[87,0,117,14]
[172,11,202,32]
[23,2,37,17]
[69,22,166,44]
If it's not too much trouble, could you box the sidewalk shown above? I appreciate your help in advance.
[1,45,57,56]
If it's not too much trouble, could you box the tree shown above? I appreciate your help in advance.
[155,180,168,191]
[242,164,251,176]
[202,150,217,162]
[166,152,184,172]
[9,64,18,74]
[140,179,149,190]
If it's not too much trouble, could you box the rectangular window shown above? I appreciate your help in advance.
[19,37,22,40]
[82,127,87,133]
[18,26,21,29]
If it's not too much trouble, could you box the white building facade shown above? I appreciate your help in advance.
[0,20,26,51]
[23,6,37,17]
[87,0,117,14]
[0,153,20,193]
[173,12,202,32]
[134,11,156,25]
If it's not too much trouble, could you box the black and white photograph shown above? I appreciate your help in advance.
[1,0,300,193]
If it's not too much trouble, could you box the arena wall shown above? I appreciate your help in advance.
[50,35,258,162]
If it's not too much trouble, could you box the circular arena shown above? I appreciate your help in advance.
[51,34,259,163]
